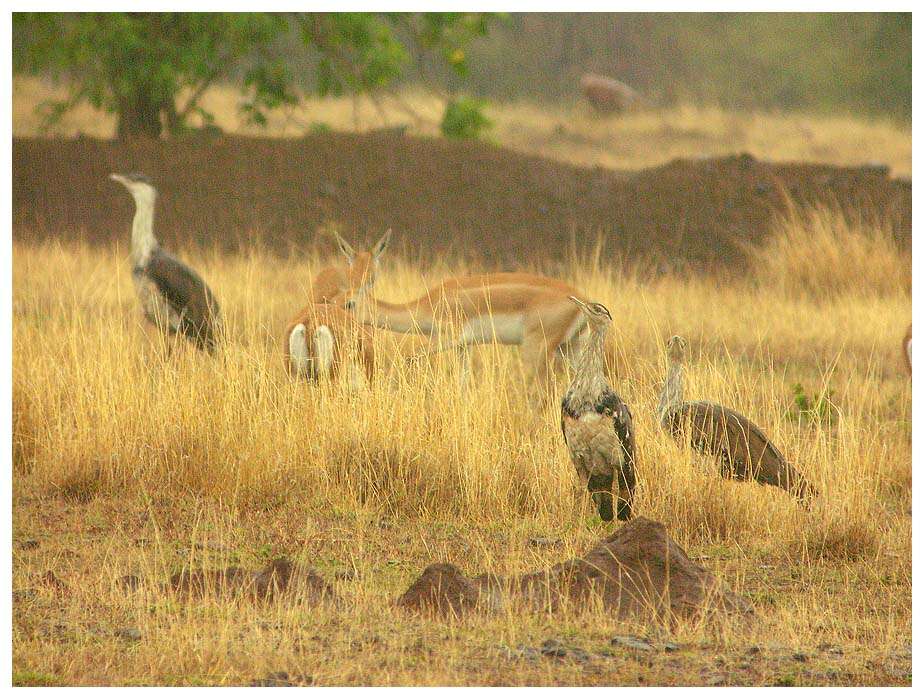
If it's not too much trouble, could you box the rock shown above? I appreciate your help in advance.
[499,645,541,662]
[250,671,294,687]
[115,627,142,642]
[540,639,591,662]
[397,563,485,617]
[540,639,568,657]
[610,635,655,651]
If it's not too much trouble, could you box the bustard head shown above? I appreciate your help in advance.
[569,296,612,328]
[110,172,157,205]
[667,335,687,363]
[340,228,392,309]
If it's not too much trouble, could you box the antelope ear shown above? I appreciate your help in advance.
[333,231,356,263]
[373,228,392,260]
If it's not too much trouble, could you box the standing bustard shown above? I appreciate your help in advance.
[111,173,222,352]
[658,335,815,502]
[560,297,636,522]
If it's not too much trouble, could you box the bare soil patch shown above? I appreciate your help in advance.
[12,134,910,270]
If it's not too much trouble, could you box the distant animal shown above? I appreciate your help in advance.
[283,303,375,385]
[308,229,392,305]
[110,173,222,352]
[344,270,620,392]
[657,335,816,502]
[580,73,643,114]
[560,298,636,521]
[903,324,911,375]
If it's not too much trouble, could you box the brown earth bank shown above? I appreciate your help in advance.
[398,518,752,620]
[12,133,910,271]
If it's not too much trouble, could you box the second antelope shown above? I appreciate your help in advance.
[282,229,391,384]
[345,270,619,390]
[283,304,375,385]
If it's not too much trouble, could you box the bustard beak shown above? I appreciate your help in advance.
[109,173,127,185]
[568,295,589,313]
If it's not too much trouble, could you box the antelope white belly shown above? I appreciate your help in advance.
[462,313,525,345]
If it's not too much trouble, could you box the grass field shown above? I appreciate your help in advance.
[12,76,912,178]
[11,202,911,685]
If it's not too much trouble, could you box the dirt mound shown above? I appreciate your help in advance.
[166,558,332,602]
[399,518,751,620]
[507,517,753,618]
[12,134,909,271]
[396,563,489,617]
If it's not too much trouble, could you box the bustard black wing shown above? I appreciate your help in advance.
[596,389,636,519]
[144,248,222,351]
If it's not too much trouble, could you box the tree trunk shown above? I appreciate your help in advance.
[116,90,164,140]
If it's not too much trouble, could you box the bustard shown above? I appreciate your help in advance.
[110,173,222,352]
[903,324,911,375]
[658,335,816,502]
[560,297,636,522]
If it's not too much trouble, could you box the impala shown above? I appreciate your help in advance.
[283,303,375,386]
[301,229,391,305]
[344,270,618,388]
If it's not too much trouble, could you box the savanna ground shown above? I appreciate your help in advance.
[11,81,912,686]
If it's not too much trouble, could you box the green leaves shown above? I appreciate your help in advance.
[440,96,492,140]
[787,382,838,426]
[14,12,500,138]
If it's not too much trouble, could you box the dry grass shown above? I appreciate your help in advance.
[12,208,911,685]
[747,204,911,299]
[13,76,912,177]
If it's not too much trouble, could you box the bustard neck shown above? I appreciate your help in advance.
[129,192,158,267]
[566,324,609,405]
[658,361,685,422]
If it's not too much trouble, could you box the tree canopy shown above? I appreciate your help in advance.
[13,12,498,139]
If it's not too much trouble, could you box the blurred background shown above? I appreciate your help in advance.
[11,12,912,269]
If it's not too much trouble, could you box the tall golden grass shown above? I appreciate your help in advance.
[12,207,911,685]
[748,203,911,299]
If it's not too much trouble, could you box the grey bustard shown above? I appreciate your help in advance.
[560,297,636,521]
[657,335,816,502]
[111,173,222,353]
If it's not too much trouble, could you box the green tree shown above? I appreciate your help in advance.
[13,12,498,139]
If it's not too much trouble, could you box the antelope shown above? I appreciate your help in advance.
[300,228,392,306]
[282,229,390,385]
[283,303,375,385]
[343,270,619,390]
